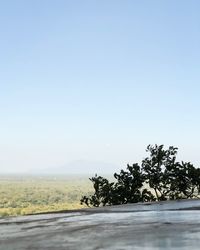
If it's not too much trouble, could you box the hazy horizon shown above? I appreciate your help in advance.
[1,1,200,174]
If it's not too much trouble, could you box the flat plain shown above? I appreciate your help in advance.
[0,175,93,217]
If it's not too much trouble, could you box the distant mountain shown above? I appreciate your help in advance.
[30,160,121,175]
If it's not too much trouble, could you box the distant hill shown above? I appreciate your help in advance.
[29,160,120,176]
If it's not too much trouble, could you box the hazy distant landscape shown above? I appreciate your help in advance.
[1,0,200,248]
[0,175,94,217]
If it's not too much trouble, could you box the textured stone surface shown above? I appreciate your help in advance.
[1,199,200,250]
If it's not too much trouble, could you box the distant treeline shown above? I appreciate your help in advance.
[0,177,92,217]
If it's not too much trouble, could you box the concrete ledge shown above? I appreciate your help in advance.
[1,199,200,250]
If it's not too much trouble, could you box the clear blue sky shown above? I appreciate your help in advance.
[0,0,200,173]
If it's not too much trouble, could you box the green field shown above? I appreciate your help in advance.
[0,175,93,217]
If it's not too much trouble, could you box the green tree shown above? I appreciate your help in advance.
[142,144,178,200]
[81,144,200,207]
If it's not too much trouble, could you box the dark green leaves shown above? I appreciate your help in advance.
[81,145,200,207]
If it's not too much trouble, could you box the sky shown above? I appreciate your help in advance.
[0,0,200,174]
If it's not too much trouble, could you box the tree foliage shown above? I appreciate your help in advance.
[80,145,200,207]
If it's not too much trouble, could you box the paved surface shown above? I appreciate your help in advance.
[1,199,200,250]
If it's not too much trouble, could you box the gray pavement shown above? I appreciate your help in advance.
[1,199,200,250]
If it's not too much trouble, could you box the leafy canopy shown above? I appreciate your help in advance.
[81,145,200,207]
